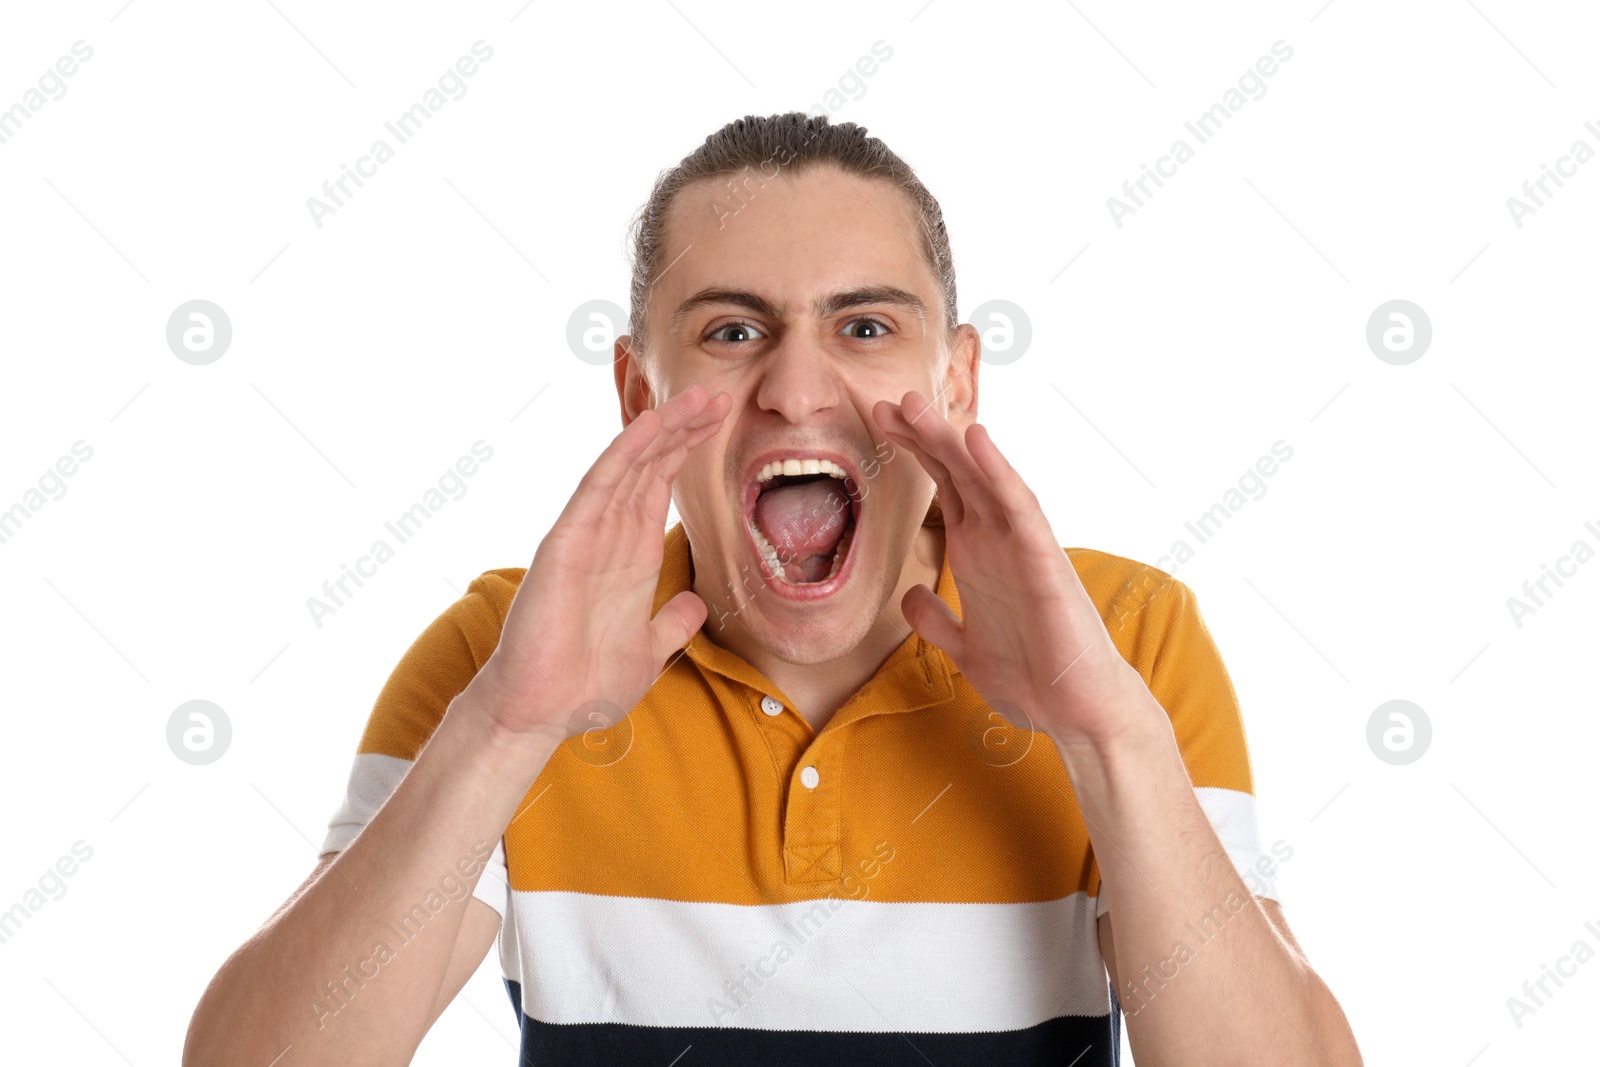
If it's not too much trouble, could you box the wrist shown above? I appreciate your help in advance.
[1044,665,1174,770]
[440,681,566,785]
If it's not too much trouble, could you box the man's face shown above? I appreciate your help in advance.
[615,164,979,665]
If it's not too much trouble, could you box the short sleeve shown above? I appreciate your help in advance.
[1095,571,1281,917]
[319,568,526,920]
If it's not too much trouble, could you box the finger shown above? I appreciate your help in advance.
[561,406,666,529]
[561,389,717,553]
[872,401,965,524]
[902,584,964,663]
[965,422,1044,520]
[650,589,707,665]
[905,391,1010,525]
[627,391,730,519]
[873,400,952,481]
[648,387,730,469]
[611,387,722,518]
[610,386,711,500]
[886,391,1005,525]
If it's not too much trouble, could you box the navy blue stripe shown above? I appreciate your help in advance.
[504,979,1118,1066]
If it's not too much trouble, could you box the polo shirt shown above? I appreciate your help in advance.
[321,519,1277,1065]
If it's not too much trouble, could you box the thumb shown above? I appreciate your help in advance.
[650,589,707,666]
[903,584,964,662]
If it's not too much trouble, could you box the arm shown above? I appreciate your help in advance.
[182,694,560,1067]
[1076,697,1360,1063]
[1098,897,1332,1039]
[282,852,503,1033]
[873,389,1362,1066]
[183,385,731,1067]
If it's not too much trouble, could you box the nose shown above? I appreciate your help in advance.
[753,327,842,424]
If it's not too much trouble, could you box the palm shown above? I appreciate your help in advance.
[474,386,730,741]
[873,391,1139,745]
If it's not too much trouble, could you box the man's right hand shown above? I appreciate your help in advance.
[468,384,730,743]
[182,384,730,1067]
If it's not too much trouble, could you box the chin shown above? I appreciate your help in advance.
[742,599,884,666]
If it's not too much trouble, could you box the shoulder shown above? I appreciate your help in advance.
[1060,546,1218,685]
[470,565,528,593]
[454,567,528,628]
[469,566,528,600]
[1061,545,1186,629]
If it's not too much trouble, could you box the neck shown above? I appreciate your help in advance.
[700,524,944,733]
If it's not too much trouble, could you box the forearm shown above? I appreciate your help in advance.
[183,684,558,1067]
[1052,672,1360,1067]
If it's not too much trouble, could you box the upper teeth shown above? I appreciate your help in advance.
[754,458,848,483]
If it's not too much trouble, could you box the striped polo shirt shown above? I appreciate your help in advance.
[321,520,1277,1065]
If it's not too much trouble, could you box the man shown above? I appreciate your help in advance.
[184,113,1361,1065]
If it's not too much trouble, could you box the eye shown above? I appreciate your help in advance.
[706,320,765,344]
[841,317,893,340]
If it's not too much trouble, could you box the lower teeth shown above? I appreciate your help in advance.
[750,523,852,585]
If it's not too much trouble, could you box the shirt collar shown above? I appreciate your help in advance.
[651,505,960,724]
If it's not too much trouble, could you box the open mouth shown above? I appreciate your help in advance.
[743,454,862,592]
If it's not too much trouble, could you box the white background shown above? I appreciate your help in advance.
[2,1,1596,1063]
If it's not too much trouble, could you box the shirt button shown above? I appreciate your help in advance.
[800,766,820,789]
[760,695,783,716]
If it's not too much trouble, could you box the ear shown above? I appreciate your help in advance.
[613,334,655,427]
[941,322,981,430]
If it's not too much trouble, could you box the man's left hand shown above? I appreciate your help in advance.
[872,389,1152,751]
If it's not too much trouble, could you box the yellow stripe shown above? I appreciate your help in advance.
[357,524,1257,907]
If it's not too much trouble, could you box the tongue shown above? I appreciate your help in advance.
[754,479,850,578]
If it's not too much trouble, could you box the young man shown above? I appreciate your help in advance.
[185,113,1361,1066]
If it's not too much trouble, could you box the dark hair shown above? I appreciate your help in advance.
[626,111,958,352]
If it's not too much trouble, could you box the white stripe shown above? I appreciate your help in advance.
[321,752,411,854]
[1096,786,1279,918]
[1195,785,1281,902]
[320,751,508,920]
[505,889,1109,1031]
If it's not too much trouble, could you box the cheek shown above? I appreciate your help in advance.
[674,431,743,518]
[674,460,721,514]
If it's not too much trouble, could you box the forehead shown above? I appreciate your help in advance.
[654,165,933,318]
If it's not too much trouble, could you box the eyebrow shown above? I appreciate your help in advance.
[670,285,927,333]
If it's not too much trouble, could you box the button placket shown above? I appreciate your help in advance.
[783,741,842,883]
